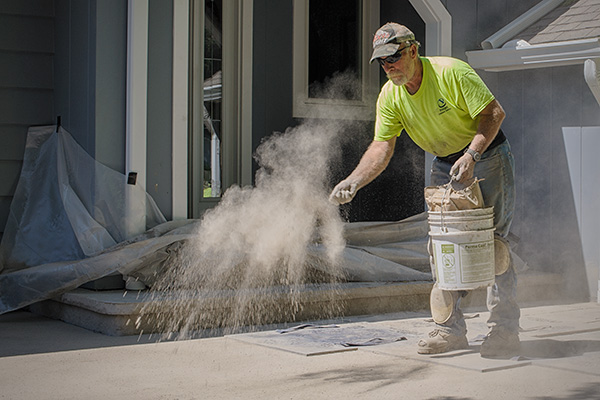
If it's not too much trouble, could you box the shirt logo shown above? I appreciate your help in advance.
[438,98,450,115]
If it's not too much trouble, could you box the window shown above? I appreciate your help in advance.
[308,0,361,100]
[293,0,380,120]
[188,0,253,216]
[203,0,223,198]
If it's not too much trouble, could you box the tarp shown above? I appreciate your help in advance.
[0,215,433,314]
[0,125,166,272]
[0,125,435,315]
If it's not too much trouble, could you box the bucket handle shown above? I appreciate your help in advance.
[440,183,453,232]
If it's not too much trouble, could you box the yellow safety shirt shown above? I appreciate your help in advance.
[374,56,495,157]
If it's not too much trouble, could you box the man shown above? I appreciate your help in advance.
[329,23,519,358]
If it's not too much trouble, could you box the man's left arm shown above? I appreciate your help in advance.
[450,99,506,184]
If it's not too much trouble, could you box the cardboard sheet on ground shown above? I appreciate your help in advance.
[231,305,600,374]
[230,317,532,373]
[229,323,410,356]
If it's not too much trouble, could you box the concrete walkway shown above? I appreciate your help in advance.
[1,301,599,400]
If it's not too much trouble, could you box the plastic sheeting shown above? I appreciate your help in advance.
[0,125,166,272]
[0,125,168,313]
[0,215,433,314]
[0,125,435,315]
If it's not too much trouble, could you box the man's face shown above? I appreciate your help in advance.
[378,45,415,86]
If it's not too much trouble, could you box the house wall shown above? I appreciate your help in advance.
[7,0,594,300]
[146,0,174,220]
[444,0,600,301]
[0,0,55,239]
[441,0,539,62]
[491,66,600,301]
[55,0,174,219]
[252,0,295,171]
[54,0,127,173]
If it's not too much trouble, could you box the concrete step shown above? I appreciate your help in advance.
[29,271,565,336]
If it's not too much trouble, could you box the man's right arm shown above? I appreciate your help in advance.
[329,137,397,204]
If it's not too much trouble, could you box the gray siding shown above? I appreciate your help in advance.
[94,0,127,173]
[442,0,540,58]
[252,0,295,170]
[0,1,55,236]
[54,0,95,153]
[54,0,127,172]
[0,0,129,235]
[55,0,167,218]
[147,0,174,220]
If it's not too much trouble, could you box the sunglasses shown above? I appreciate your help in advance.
[377,46,409,66]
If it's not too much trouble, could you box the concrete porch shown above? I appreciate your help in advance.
[29,271,565,336]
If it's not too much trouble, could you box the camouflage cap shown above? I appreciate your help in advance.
[370,23,417,63]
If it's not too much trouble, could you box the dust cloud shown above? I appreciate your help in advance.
[139,118,355,338]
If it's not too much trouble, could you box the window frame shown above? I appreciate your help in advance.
[187,0,254,217]
[292,0,380,120]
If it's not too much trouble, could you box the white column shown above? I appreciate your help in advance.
[125,0,148,236]
[172,0,190,219]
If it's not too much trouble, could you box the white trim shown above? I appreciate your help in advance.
[584,58,600,107]
[292,0,380,120]
[189,0,204,217]
[126,0,148,189]
[562,126,600,303]
[172,0,190,219]
[466,38,600,72]
[126,0,149,235]
[191,0,252,212]
[481,0,563,50]
[408,0,452,56]
[240,0,253,186]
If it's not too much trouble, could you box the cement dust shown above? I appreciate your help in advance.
[139,120,349,338]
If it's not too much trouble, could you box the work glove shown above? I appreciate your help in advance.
[450,154,476,186]
[329,179,359,205]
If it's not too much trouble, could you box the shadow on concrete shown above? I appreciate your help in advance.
[520,339,600,359]
[0,310,337,358]
[0,311,160,358]
[436,339,600,362]
[298,361,430,393]
[424,382,600,400]
[529,382,600,400]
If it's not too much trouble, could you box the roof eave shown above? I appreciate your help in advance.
[466,38,600,72]
[480,0,564,50]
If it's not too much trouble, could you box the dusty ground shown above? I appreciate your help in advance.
[1,302,599,400]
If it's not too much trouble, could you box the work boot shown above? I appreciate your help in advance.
[480,328,520,358]
[417,329,469,354]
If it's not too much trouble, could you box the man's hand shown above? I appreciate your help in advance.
[328,137,396,205]
[450,154,476,185]
[329,179,359,205]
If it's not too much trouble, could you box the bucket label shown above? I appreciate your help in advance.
[460,241,494,283]
[439,244,456,283]
[431,231,495,289]
[441,244,454,254]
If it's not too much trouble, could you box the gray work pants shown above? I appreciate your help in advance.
[430,140,520,334]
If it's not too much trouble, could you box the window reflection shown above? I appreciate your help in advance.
[308,0,361,100]
[203,0,222,197]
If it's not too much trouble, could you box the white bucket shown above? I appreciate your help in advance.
[428,207,494,233]
[429,224,495,290]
